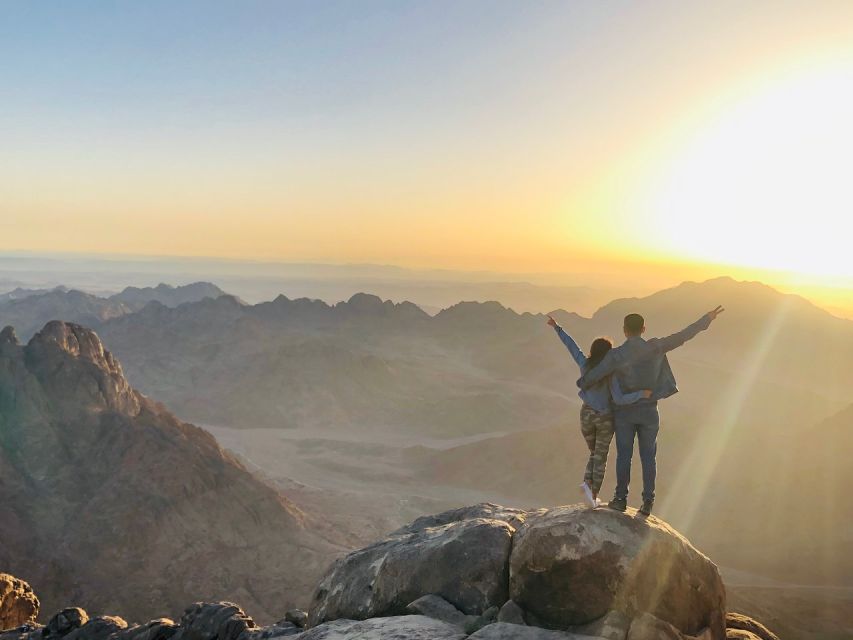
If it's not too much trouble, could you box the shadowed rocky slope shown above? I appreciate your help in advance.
[0,322,345,622]
[1,505,780,640]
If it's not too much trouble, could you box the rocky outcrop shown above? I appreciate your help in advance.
[510,506,725,637]
[0,575,38,631]
[310,503,728,640]
[1,504,782,640]
[0,322,345,623]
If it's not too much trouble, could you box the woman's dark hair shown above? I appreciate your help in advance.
[585,337,613,371]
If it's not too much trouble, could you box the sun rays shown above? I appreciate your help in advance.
[659,296,794,536]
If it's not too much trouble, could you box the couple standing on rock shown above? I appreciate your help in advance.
[547,305,725,516]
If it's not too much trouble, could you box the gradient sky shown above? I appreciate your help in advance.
[2,1,852,289]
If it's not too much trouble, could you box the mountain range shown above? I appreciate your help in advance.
[1,275,851,636]
[0,283,226,341]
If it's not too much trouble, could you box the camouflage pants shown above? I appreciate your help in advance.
[580,404,615,495]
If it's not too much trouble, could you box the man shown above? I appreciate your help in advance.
[577,305,725,516]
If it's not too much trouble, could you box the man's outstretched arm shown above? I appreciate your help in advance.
[650,305,725,354]
[577,348,623,390]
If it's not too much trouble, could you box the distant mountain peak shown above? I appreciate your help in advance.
[346,292,385,306]
[343,292,390,313]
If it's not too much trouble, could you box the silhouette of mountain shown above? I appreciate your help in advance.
[0,289,130,341]
[109,282,228,310]
[0,283,232,342]
[92,278,852,436]
[584,276,852,400]
[0,322,344,623]
[97,293,562,432]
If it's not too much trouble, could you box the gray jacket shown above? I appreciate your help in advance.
[576,313,714,406]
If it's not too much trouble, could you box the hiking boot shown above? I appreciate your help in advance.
[579,482,596,508]
[608,498,627,512]
[638,500,654,517]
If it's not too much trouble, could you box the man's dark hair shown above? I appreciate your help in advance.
[624,313,645,336]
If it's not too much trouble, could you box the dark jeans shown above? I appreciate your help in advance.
[613,403,660,503]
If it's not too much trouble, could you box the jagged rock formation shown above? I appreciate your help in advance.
[0,322,345,622]
[0,575,38,630]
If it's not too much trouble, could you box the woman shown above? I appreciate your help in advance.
[546,315,652,508]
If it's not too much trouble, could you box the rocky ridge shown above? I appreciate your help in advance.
[2,504,780,640]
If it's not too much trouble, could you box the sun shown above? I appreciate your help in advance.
[639,59,853,280]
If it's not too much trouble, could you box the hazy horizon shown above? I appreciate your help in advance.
[1,250,851,320]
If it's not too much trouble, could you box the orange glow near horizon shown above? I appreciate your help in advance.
[2,4,852,317]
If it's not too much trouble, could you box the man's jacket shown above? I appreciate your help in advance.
[576,313,713,406]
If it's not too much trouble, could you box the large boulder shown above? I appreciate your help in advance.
[0,575,39,631]
[299,615,466,639]
[509,506,725,639]
[308,505,520,626]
